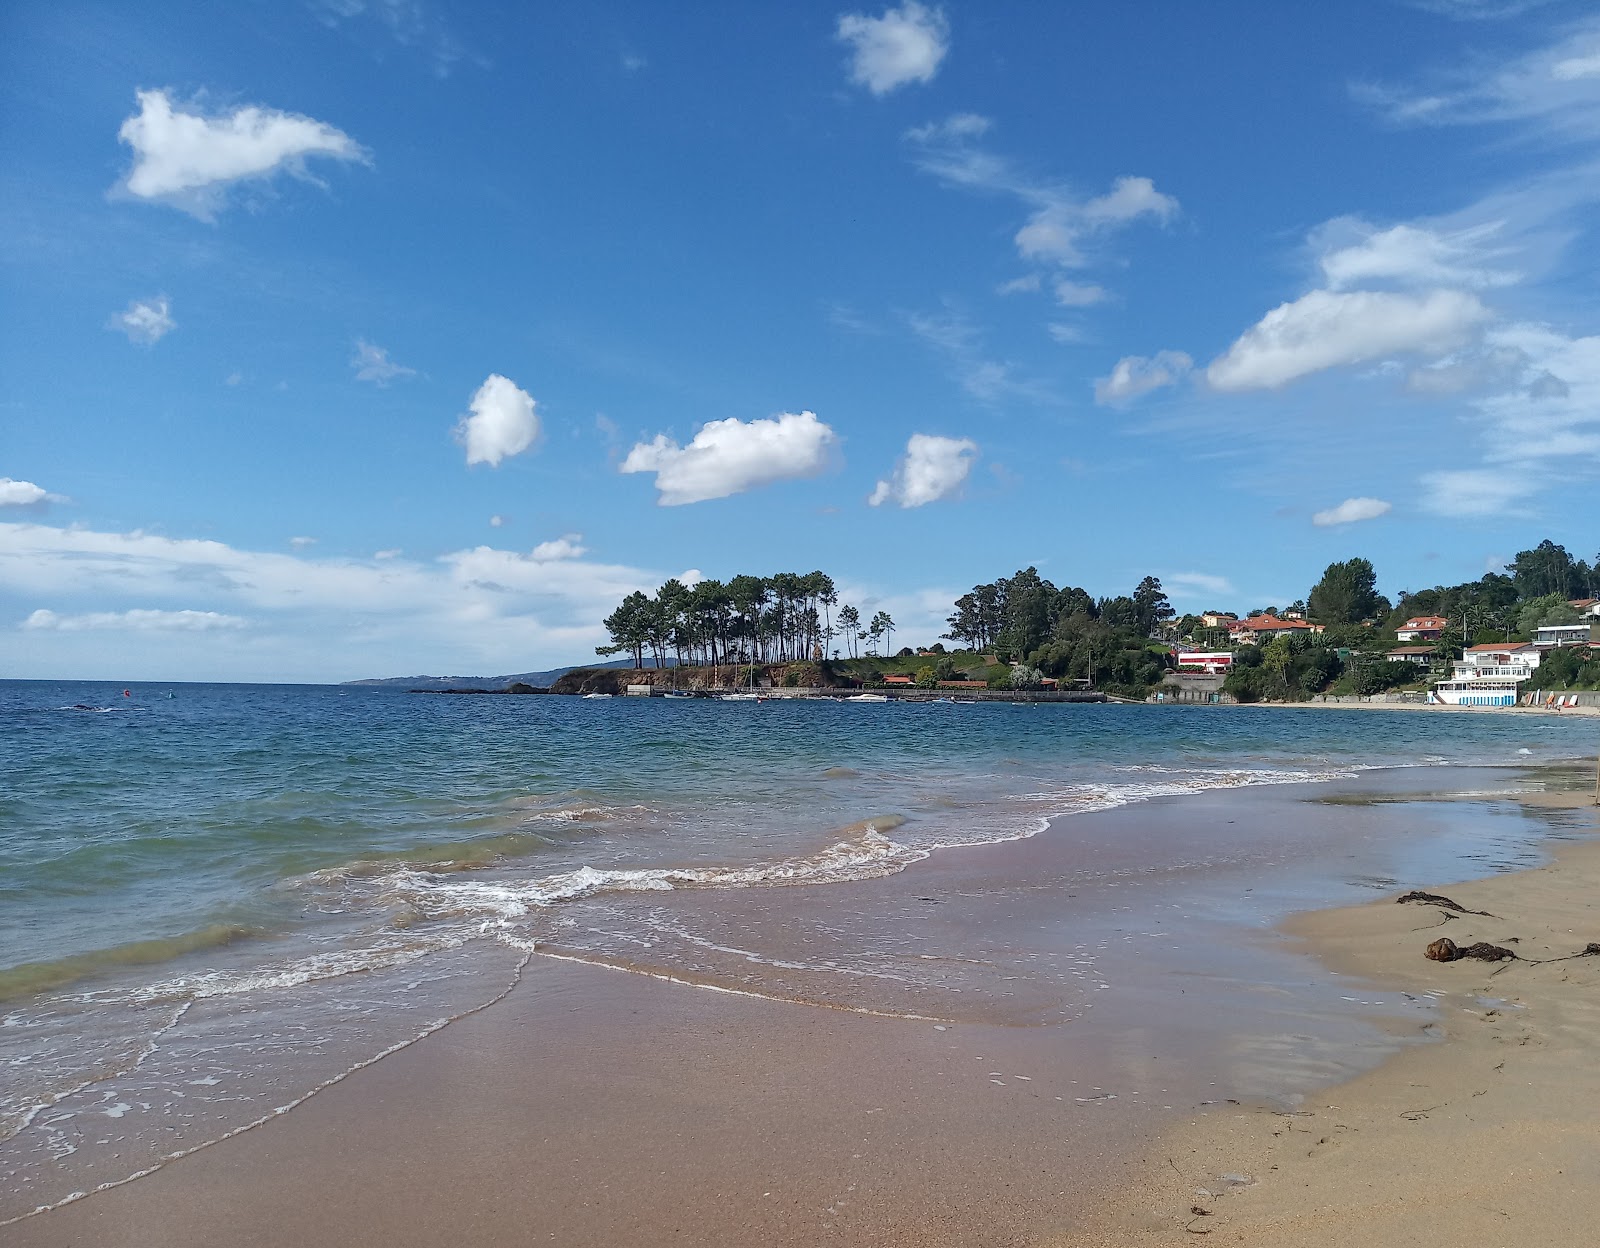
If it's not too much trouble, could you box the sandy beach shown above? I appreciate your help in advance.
[1063,784,1600,1247]
[8,768,1597,1247]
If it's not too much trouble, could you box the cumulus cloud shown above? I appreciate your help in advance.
[531,534,587,561]
[351,340,416,385]
[116,88,366,219]
[1094,350,1193,406]
[1,479,66,508]
[1311,497,1393,527]
[289,536,317,549]
[621,411,836,505]
[23,608,248,632]
[1206,289,1490,391]
[108,296,175,345]
[869,433,977,508]
[836,2,949,95]
[456,374,540,467]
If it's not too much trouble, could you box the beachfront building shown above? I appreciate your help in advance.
[1430,642,1542,707]
[1395,615,1448,641]
[1174,651,1234,673]
[1534,622,1600,649]
[1228,613,1323,644]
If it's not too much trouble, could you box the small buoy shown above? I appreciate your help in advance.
[123,689,132,697]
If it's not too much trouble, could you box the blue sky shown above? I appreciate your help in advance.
[3,0,1599,681]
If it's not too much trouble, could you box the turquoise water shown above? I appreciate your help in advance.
[1,680,1596,1220]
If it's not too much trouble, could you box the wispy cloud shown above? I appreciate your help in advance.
[311,0,471,78]
[1094,350,1193,406]
[351,339,417,385]
[907,308,1059,404]
[906,115,1178,276]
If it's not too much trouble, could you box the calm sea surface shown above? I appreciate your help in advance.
[2,680,1597,1221]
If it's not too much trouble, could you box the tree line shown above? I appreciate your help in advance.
[597,572,898,669]
[593,538,1596,696]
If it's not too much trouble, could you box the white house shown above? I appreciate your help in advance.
[1534,622,1600,649]
[1175,651,1234,674]
[1568,598,1600,619]
[1431,643,1541,707]
[1396,615,1448,642]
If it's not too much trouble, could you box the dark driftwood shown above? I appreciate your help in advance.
[1397,890,1494,917]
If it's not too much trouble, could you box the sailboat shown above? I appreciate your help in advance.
[721,662,762,701]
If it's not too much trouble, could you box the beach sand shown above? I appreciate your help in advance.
[1061,786,1600,1247]
[10,775,1597,1247]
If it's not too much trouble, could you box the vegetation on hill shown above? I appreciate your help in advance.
[587,539,1598,701]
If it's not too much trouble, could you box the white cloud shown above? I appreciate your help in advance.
[1053,279,1108,307]
[620,411,836,505]
[1206,289,1490,391]
[489,514,506,527]
[996,274,1041,295]
[907,309,1058,404]
[531,534,587,561]
[1094,350,1196,404]
[1094,350,1193,405]
[836,2,949,95]
[289,536,317,549]
[1163,572,1235,599]
[23,608,248,632]
[1358,16,1600,139]
[1046,323,1087,345]
[351,340,416,385]
[1314,218,1520,291]
[1,479,66,507]
[108,296,175,345]
[312,0,468,78]
[904,122,1177,278]
[374,548,402,560]
[1311,497,1393,527]
[116,89,366,219]
[869,434,977,508]
[456,374,540,467]
[1419,468,1535,517]
[0,520,662,680]
[1015,177,1179,266]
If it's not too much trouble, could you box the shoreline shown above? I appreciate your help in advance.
[1059,782,1600,1246]
[8,767,1596,1245]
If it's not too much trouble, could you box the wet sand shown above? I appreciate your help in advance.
[10,769,1595,1246]
[1061,785,1600,1247]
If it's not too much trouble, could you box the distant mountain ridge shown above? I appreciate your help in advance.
[342,659,672,689]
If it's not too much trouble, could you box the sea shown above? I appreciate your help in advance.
[2,679,1597,1224]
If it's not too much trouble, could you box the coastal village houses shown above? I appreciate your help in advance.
[1228,613,1324,644]
[1395,615,1448,641]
